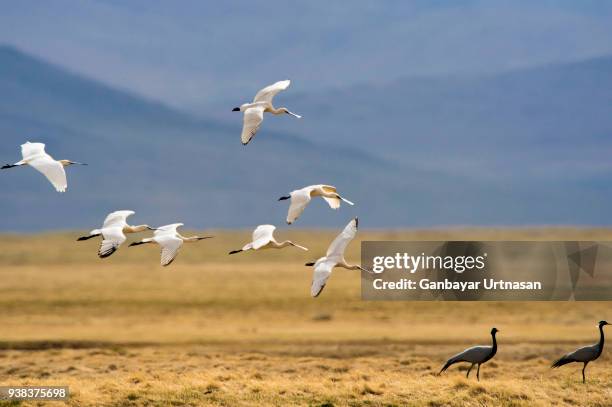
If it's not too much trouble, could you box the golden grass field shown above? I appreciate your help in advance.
[0,228,611,406]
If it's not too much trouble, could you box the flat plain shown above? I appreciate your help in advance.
[0,228,611,406]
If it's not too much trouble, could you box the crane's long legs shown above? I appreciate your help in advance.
[477,364,481,381]
[466,364,474,378]
[582,362,588,384]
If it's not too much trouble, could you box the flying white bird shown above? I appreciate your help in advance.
[228,224,308,255]
[77,210,155,258]
[232,80,302,145]
[1,142,86,192]
[304,218,370,297]
[278,184,354,225]
[129,223,214,266]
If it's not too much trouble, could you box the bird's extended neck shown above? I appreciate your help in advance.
[598,325,605,355]
[124,224,149,233]
[491,332,498,354]
[274,240,308,251]
[268,106,285,115]
[338,260,361,270]
[182,235,213,243]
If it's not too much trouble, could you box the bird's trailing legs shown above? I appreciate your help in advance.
[129,239,153,247]
[77,233,101,241]
[582,362,588,384]
[1,161,25,169]
[476,364,482,381]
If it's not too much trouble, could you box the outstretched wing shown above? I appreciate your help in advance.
[287,190,311,224]
[253,80,290,104]
[20,142,46,160]
[319,185,354,208]
[99,227,127,258]
[326,218,358,258]
[311,259,335,297]
[241,106,265,145]
[154,223,183,238]
[103,210,135,228]
[27,155,67,192]
[158,236,183,266]
[251,225,275,249]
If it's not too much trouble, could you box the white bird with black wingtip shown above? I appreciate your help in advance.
[278,184,354,225]
[2,142,86,192]
[77,210,155,258]
[304,217,370,298]
[232,80,302,145]
[129,223,214,266]
[228,224,308,255]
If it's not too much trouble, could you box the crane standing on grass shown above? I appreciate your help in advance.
[439,327,499,381]
[552,320,609,383]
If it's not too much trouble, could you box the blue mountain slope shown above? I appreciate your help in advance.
[2,46,611,229]
[0,46,418,231]
[282,56,612,177]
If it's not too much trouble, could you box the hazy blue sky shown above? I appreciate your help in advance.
[2,1,612,112]
[1,2,612,230]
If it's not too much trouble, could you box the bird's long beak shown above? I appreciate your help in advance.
[71,161,88,165]
[197,236,214,240]
[285,110,302,119]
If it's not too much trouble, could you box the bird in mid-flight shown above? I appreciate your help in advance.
[232,80,302,145]
[77,210,155,258]
[2,142,86,192]
[129,223,214,266]
[304,217,369,297]
[228,224,308,255]
[279,184,354,225]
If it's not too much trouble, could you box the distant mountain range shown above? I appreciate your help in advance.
[1,45,611,230]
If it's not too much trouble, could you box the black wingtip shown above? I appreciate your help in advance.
[305,262,315,266]
[228,250,242,255]
[98,248,117,259]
